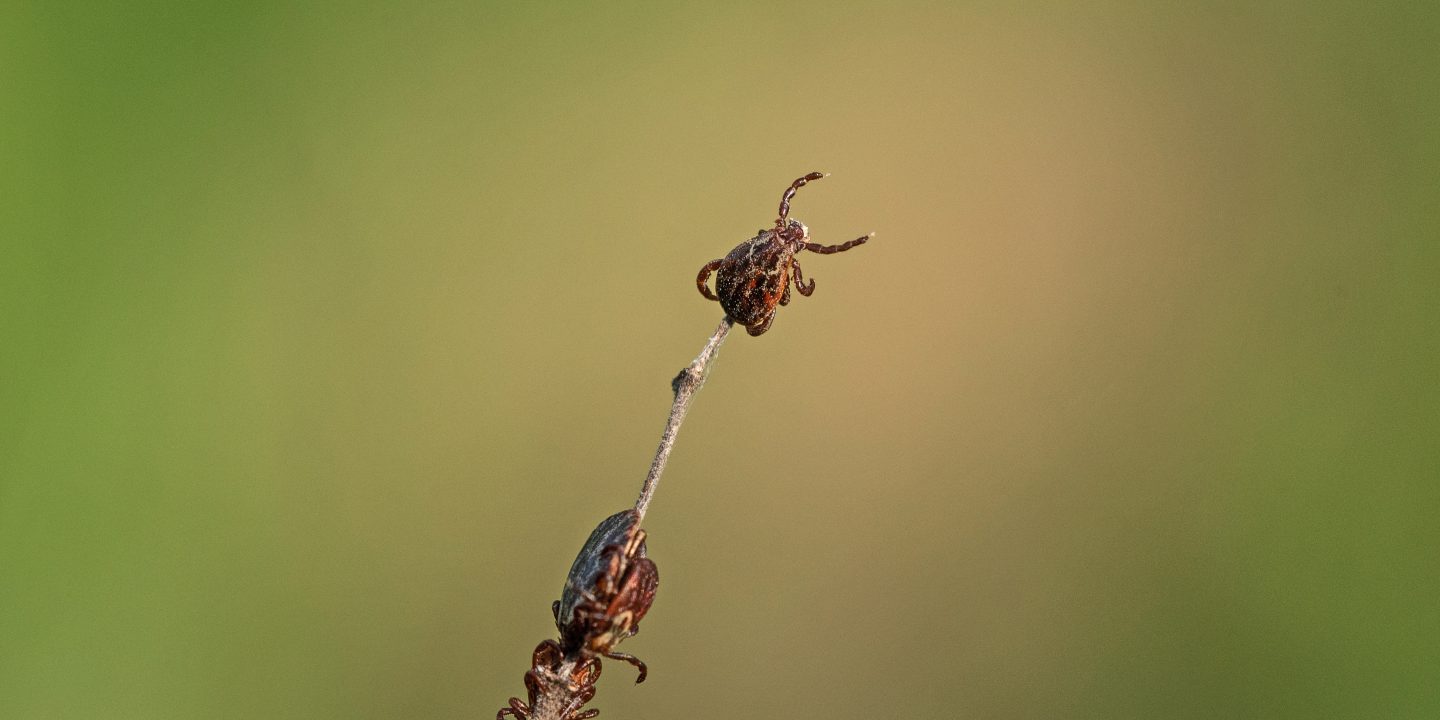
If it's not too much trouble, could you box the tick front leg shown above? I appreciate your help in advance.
[777,171,826,226]
[696,259,722,301]
[804,232,871,255]
[791,259,816,297]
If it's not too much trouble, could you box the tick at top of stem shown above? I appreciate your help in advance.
[696,172,871,336]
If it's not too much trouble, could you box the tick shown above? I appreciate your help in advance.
[696,172,870,336]
[552,509,658,683]
[497,641,602,720]
[499,510,657,720]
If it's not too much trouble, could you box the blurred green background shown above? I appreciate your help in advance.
[3,2,1437,718]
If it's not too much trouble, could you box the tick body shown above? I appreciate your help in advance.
[697,172,870,336]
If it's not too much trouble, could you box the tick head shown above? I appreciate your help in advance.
[775,218,809,247]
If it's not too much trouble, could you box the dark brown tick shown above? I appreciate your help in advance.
[697,172,871,336]
[552,509,657,682]
[499,510,657,720]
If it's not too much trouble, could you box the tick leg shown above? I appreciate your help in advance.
[557,683,598,719]
[602,650,649,684]
[595,547,624,596]
[533,639,563,670]
[804,232,870,255]
[623,528,646,558]
[696,259,722,301]
[777,171,826,226]
[779,275,792,306]
[792,259,816,297]
[524,670,543,706]
[572,655,602,687]
[498,697,530,720]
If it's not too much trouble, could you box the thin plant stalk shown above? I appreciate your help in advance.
[634,316,733,523]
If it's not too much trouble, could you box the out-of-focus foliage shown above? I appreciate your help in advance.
[3,2,1436,718]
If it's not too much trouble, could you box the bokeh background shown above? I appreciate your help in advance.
[4,2,1437,718]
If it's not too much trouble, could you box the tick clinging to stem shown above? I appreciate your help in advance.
[552,509,657,683]
[696,172,871,336]
[499,510,657,720]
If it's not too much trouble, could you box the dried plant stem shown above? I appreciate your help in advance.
[516,316,734,720]
[633,316,734,523]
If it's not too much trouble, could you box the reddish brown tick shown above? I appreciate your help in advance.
[697,172,871,336]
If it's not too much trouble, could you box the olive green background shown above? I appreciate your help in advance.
[3,2,1437,718]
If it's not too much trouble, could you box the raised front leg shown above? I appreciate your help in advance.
[777,171,825,226]
[804,232,871,255]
